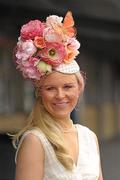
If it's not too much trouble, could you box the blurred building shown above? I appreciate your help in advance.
[0,0,120,140]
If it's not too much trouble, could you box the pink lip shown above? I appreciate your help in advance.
[53,101,68,104]
[53,102,68,108]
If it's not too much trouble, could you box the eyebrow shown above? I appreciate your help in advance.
[43,83,76,87]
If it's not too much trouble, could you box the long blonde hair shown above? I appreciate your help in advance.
[13,72,84,170]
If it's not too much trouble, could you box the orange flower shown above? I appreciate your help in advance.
[34,36,46,49]
[64,47,79,63]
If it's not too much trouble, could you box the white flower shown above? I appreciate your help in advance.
[46,15,63,28]
[67,37,81,50]
[44,27,63,42]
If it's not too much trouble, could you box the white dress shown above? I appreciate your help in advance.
[15,124,100,180]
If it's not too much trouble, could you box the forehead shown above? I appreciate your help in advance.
[42,72,78,86]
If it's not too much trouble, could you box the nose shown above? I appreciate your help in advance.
[56,88,65,99]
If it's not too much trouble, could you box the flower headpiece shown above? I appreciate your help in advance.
[14,11,80,80]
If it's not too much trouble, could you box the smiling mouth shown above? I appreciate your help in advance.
[53,102,69,108]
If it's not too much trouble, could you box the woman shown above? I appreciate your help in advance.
[13,11,103,180]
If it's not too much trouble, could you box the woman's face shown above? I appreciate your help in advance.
[39,72,81,119]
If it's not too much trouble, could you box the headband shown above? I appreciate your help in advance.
[14,11,80,80]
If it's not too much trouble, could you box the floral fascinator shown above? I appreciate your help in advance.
[14,11,80,81]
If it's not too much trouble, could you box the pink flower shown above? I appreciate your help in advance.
[63,37,80,63]
[46,15,63,28]
[64,47,79,63]
[14,12,81,81]
[34,36,46,49]
[20,20,45,40]
[66,37,80,50]
[16,57,42,80]
[23,66,40,79]
[16,38,37,61]
[38,42,66,66]
[45,15,67,41]
[44,28,63,43]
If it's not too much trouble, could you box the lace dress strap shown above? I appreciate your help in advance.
[15,128,55,163]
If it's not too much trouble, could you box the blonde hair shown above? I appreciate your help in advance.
[13,71,84,171]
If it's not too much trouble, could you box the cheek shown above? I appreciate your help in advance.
[41,92,53,106]
[70,91,79,103]
[72,88,80,97]
[41,96,51,112]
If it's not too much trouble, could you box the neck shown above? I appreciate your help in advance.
[55,117,75,133]
[55,116,72,126]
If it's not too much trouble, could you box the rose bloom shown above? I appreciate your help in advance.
[66,37,80,50]
[34,36,46,49]
[38,42,66,66]
[16,57,42,80]
[63,37,80,63]
[44,28,63,43]
[16,39,37,61]
[64,46,79,63]
[20,20,45,40]
[46,15,63,28]
[22,66,40,79]
[46,15,65,38]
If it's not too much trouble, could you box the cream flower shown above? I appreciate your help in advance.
[46,15,63,28]
[44,27,63,43]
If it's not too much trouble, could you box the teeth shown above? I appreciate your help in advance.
[53,102,68,108]
[54,102,67,105]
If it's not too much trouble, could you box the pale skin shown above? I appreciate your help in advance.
[15,72,103,180]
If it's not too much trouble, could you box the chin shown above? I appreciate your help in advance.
[46,106,74,119]
[51,112,71,119]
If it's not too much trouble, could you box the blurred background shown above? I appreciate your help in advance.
[0,0,120,179]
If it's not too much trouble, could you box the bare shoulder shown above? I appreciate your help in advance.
[15,133,45,180]
[17,133,44,163]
